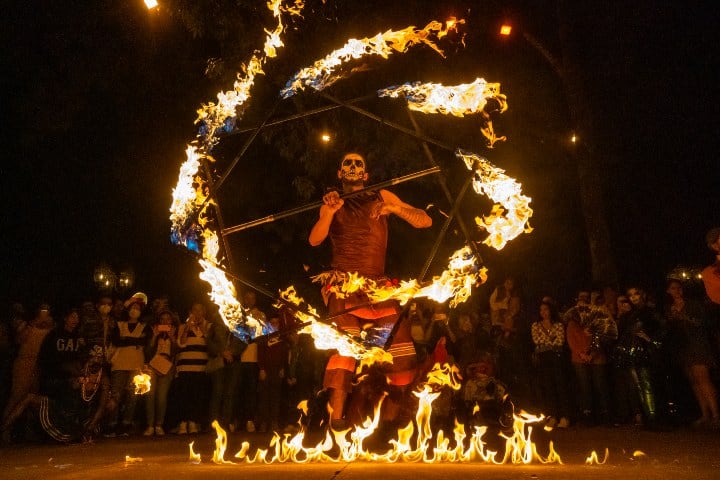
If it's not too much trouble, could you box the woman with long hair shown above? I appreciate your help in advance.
[531,301,571,428]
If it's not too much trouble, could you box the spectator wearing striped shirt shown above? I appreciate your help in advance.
[174,303,210,435]
[531,301,571,428]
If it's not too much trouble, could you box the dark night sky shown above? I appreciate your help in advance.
[1,0,718,314]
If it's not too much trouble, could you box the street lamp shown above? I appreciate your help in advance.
[94,263,134,294]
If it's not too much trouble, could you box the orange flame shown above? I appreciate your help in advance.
[313,246,487,310]
[281,18,464,97]
[378,78,507,118]
[132,373,151,395]
[192,363,563,464]
[188,441,202,464]
[169,0,304,344]
[277,286,393,368]
[456,150,533,250]
[378,79,508,146]
[585,448,609,465]
[198,0,305,141]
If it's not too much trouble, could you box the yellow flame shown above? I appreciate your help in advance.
[198,0,304,141]
[378,79,507,146]
[379,78,507,118]
[456,150,533,250]
[132,373,151,395]
[168,0,305,347]
[313,246,486,310]
[211,420,234,464]
[124,455,143,463]
[633,450,646,457]
[585,448,609,465]
[188,441,202,464]
[281,18,464,97]
[191,362,564,464]
[169,146,209,233]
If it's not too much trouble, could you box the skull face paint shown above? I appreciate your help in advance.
[338,153,366,183]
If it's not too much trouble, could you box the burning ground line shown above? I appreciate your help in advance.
[184,364,576,465]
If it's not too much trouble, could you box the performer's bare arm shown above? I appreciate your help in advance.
[309,191,344,246]
[377,190,432,228]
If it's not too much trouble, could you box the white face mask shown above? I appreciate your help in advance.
[128,308,141,320]
[339,155,366,183]
[98,305,111,315]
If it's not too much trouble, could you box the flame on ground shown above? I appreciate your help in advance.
[193,363,562,464]
[132,373,151,395]
[281,18,463,98]
[188,441,202,464]
[585,448,609,465]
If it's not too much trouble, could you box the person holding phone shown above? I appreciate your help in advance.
[142,310,178,436]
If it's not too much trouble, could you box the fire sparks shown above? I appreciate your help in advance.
[281,18,464,98]
[456,149,533,250]
[132,373,151,395]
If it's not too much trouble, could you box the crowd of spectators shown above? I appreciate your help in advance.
[2,230,719,444]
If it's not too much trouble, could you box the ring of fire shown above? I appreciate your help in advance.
[162,0,579,466]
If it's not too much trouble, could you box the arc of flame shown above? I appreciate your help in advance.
[198,0,305,143]
[378,79,508,147]
[313,246,487,310]
[167,6,531,372]
[456,150,533,250]
[378,78,507,118]
[281,18,463,98]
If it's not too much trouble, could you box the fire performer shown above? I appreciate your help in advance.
[309,152,432,429]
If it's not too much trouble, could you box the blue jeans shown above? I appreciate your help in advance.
[145,369,174,427]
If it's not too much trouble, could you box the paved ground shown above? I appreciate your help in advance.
[1,425,718,480]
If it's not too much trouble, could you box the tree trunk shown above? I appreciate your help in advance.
[555,0,619,287]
